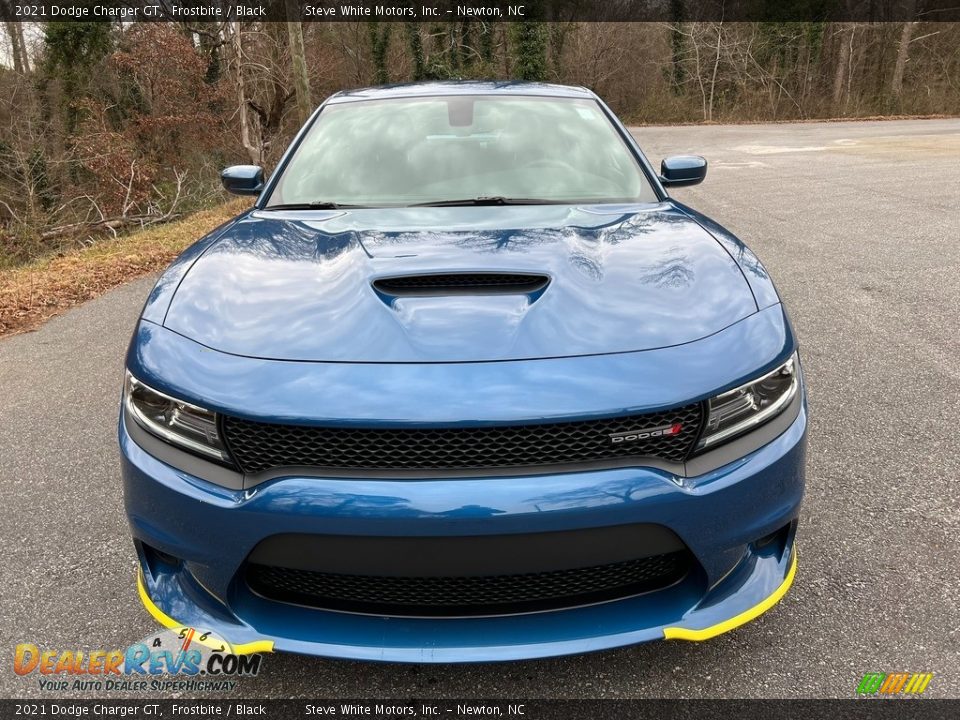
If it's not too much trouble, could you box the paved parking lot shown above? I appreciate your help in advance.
[1,119,958,698]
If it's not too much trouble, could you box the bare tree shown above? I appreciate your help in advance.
[891,1,918,102]
[832,23,854,112]
[566,23,628,98]
[3,21,30,73]
[670,22,725,121]
[286,0,313,125]
[228,21,262,164]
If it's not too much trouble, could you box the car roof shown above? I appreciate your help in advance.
[326,81,596,104]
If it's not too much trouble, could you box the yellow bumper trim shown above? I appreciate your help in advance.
[663,551,797,642]
[136,570,274,655]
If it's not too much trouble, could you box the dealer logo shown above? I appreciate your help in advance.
[14,626,265,693]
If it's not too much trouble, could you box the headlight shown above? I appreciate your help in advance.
[124,372,231,463]
[696,352,799,451]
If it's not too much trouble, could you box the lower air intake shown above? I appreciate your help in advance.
[245,550,692,617]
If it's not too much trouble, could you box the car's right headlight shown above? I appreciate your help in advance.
[695,352,800,452]
[124,372,232,464]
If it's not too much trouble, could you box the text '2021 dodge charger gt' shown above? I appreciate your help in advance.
[121,82,806,662]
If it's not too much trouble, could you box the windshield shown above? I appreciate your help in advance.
[266,95,658,207]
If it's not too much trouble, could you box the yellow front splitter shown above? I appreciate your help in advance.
[664,551,797,642]
[136,570,274,656]
[137,553,795,653]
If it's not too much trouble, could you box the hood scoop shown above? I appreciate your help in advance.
[373,272,550,297]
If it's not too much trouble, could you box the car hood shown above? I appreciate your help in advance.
[163,203,758,363]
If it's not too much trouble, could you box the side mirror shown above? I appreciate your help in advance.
[660,155,707,187]
[221,165,265,196]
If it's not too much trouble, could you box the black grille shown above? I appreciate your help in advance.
[373,273,549,294]
[222,403,703,475]
[246,551,691,616]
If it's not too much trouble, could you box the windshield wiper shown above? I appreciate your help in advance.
[411,196,557,207]
[267,197,561,209]
[265,201,353,210]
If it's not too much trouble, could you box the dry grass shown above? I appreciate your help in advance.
[0,199,251,339]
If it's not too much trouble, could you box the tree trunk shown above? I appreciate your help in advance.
[706,22,723,122]
[510,21,548,82]
[285,0,312,125]
[548,22,570,80]
[832,23,853,112]
[16,21,29,72]
[367,22,392,85]
[5,21,27,73]
[502,24,511,76]
[668,0,686,92]
[264,22,292,132]
[406,22,425,80]
[479,21,494,64]
[891,20,917,101]
[230,22,261,165]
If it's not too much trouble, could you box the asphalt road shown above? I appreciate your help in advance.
[1,119,958,699]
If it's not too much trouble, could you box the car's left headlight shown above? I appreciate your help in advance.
[124,372,231,463]
[695,352,800,451]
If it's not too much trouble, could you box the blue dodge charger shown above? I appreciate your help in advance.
[120,82,806,662]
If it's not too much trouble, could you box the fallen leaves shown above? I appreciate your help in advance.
[0,199,250,339]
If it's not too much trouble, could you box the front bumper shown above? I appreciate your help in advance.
[121,399,806,662]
